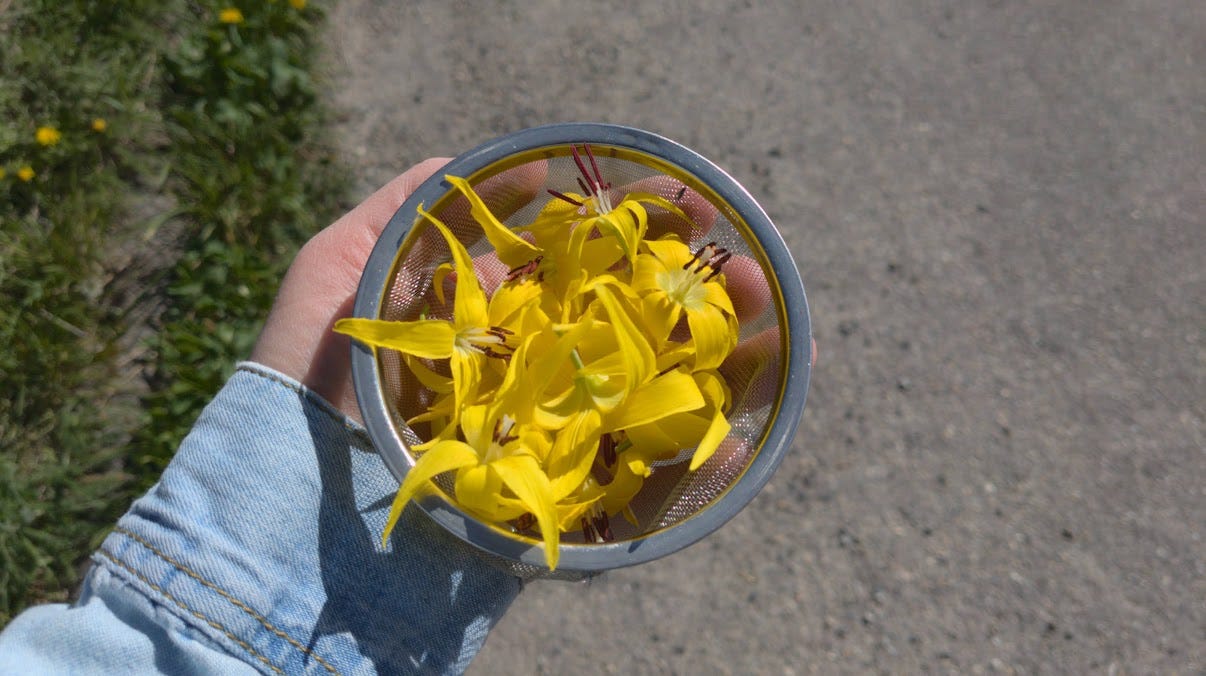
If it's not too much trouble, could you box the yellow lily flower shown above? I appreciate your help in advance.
[447,174,622,315]
[632,238,739,371]
[335,206,520,418]
[621,369,733,470]
[381,401,563,570]
[545,144,692,265]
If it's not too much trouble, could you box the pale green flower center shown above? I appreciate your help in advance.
[657,266,708,310]
[455,325,512,357]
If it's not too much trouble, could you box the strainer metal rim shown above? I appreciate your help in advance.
[350,122,811,573]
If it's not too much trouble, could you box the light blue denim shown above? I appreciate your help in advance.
[0,362,521,675]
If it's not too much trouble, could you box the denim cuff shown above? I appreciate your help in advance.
[94,363,520,674]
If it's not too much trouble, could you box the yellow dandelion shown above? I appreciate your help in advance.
[92,118,108,133]
[289,0,306,8]
[17,166,36,182]
[36,126,61,146]
[218,7,244,24]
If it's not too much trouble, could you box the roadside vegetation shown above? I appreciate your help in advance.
[0,0,347,623]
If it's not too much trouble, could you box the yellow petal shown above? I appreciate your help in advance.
[642,237,693,269]
[601,449,657,514]
[639,293,680,346]
[555,493,603,532]
[578,236,625,276]
[450,349,485,413]
[548,410,603,499]
[488,278,542,327]
[417,204,490,329]
[382,440,480,546]
[625,411,712,458]
[686,303,738,371]
[689,407,732,470]
[606,369,705,431]
[535,382,592,429]
[592,284,655,390]
[521,196,583,238]
[445,175,540,268]
[703,281,737,317]
[490,454,561,570]
[458,403,492,451]
[593,200,647,261]
[334,318,455,359]
[454,465,526,521]
[528,320,594,404]
[404,355,452,393]
[432,262,454,306]
[623,192,691,226]
[632,251,664,294]
[575,346,627,379]
[518,422,555,465]
[694,369,732,410]
[654,341,695,373]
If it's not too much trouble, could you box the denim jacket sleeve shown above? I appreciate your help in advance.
[0,362,521,675]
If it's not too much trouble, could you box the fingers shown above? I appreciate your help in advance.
[719,327,781,411]
[617,175,718,241]
[720,254,772,324]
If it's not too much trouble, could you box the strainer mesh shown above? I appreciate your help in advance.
[376,147,783,544]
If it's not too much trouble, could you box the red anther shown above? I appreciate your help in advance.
[703,251,731,282]
[583,143,605,188]
[571,146,594,195]
[684,241,720,270]
[504,255,543,282]
[600,434,617,466]
[595,511,614,542]
[547,188,583,206]
[476,345,513,361]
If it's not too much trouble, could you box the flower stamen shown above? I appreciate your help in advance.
[580,506,614,543]
[492,416,519,446]
[599,433,618,467]
[515,512,536,531]
[504,255,544,283]
[460,325,515,360]
[570,144,614,214]
[546,189,583,207]
[703,251,731,282]
[683,241,731,281]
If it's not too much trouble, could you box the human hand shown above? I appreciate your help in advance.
[250,158,556,419]
[250,158,453,419]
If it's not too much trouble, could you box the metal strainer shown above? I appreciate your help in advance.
[350,123,811,579]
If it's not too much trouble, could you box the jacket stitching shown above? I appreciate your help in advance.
[97,548,285,675]
[112,526,340,675]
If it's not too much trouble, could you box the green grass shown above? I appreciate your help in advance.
[0,0,347,624]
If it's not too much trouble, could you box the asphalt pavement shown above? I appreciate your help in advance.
[321,1,1203,672]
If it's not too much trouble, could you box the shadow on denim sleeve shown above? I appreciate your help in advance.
[301,399,522,674]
